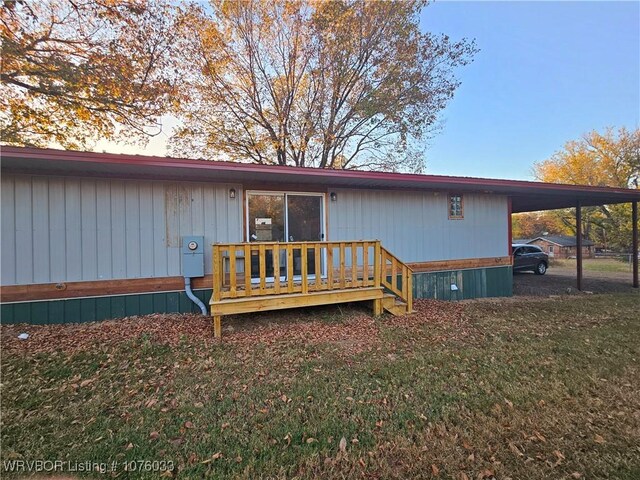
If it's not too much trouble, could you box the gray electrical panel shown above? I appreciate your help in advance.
[182,236,205,278]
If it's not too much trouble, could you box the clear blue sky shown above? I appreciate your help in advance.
[97,1,639,181]
[420,0,640,180]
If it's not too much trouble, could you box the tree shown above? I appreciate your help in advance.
[1,0,183,149]
[533,127,640,250]
[170,0,477,171]
[512,212,569,240]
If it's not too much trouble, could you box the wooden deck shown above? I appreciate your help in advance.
[209,240,413,338]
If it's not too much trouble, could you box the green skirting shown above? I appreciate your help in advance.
[412,266,513,300]
[0,289,213,325]
[1,266,512,325]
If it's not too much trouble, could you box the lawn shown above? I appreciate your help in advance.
[2,294,639,479]
[551,258,634,273]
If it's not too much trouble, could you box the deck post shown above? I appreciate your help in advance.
[633,201,638,288]
[372,298,383,316]
[373,241,381,288]
[213,315,222,339]
[576,200,583,291]
[406,270,413,313]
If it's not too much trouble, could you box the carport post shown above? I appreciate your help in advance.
[633,201,638,289]
[576,200,583,291]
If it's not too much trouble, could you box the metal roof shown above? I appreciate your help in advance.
[1,146,639,213]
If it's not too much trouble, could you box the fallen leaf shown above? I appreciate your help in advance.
[339,437,347,452]
[431,464,439,476]
[149,431,160,440]
[534,431,546,443]
[594,434,605,444]
[184,421,194,429]
[508,442,523,457]
[306,438,316,444]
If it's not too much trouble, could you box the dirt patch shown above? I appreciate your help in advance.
[513,268,638,297]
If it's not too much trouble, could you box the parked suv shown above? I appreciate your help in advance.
[512,244,549,275]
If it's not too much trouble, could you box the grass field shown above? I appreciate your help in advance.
[2,294,639,479]
[551,258,634,273]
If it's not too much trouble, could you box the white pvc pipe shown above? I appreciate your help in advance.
[184,277,207,315]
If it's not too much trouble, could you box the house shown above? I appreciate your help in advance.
[520,235,595,259]
[1,147,638,333]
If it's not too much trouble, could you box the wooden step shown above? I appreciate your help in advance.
[382,293,410,316]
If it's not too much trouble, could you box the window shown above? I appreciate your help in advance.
[449,194,464,219]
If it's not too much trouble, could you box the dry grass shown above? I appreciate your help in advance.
[2,294,639,479]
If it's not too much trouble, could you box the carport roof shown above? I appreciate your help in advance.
[2,146,639,213]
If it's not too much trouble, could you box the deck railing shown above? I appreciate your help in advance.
[380,246,413,313]
[211,240,412,308]
[212,241,382,301]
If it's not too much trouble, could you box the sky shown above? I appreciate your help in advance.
[419,0,639,180]
[96,1,640,181]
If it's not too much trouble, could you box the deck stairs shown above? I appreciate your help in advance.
[209,240,413,337]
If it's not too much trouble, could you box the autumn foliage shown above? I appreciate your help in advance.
[531,128,639,251]
[0,0,183,149]
[169,0,477,170]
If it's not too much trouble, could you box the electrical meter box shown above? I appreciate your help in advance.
[182,236,205,278]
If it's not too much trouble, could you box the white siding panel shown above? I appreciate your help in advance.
[1,175,16,284]
[48,178,67,281]
[328,189,508,262]
[110,181,127,279]
[125,182,141,278]
[96,180,112,279]
[64,179,82,281]
[0,173,244,285]
[152,183,168,277]
[32,177,50,283]
[81,180,98,280]
[14,176,33,284]
[138,183,155,278]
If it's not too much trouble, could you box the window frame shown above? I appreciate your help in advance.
[448,193,464,220]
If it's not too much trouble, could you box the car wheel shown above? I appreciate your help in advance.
[535,262,547,275]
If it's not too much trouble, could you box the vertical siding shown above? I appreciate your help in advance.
[1,174,242,286]
[328,189,508,262]
[412,266,512,300]
[1,175,16,284]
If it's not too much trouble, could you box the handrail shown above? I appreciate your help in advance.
[211,240,412,313]
[379,246,413,312]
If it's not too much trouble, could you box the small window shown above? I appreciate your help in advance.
[449,194,464,219]
[549,245,554,253]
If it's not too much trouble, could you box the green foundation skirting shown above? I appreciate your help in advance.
[1,289,213,325]
[1,266,512,325]
[412,266,513,300]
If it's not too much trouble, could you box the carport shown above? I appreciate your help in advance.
[508,183,640,290]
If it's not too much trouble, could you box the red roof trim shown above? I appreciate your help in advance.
[1,145,638,197]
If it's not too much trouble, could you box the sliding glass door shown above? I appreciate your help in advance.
[246,192,325,282]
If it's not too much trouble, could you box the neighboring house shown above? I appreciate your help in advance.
[1,146,638,326]
[523,235,594,259]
